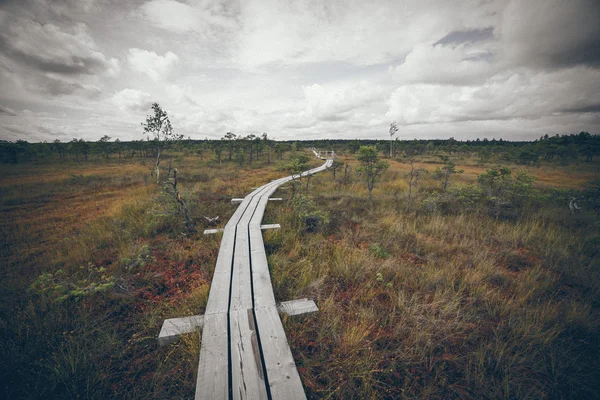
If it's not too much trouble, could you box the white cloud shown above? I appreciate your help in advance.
[302,81,385,121]
[111,88,153,113]
[141,0,198,33]
[387,67,600,125]
[235,0,503,68]
[127,48,179,81]
[390,43,497,85]
[1,0,599,143]
[140,0,236,35]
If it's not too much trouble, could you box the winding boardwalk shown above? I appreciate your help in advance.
[196,155,333,399]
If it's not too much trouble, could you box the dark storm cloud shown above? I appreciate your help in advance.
[435,28,494,46]
[38,76,102,97]
[0,15,117,77]
[0,36,113,76]
[0,3,118,101]
[559,104,600,114]
[547,39,600,69]
[0,104,17,116]
[500,0,600,70]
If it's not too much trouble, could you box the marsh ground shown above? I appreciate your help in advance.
[1,150,598,399]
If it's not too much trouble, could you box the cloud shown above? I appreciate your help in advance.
[498,0,600,69]
[1,0,599,142]
[0,104,17,116]
[111,89,153,112]
[390,43,497,85]
[140,0,237,35]
[235,0,502,68]
[37,76,102,97]
[387,67,600,125]
[559,104,600,114]
[128,48,179,81]
[0,8,119,99]
[302,81,384,121]
[435,28,494,46]
[0,12,119,77]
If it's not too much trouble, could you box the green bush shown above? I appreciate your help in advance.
[369,243,389,258]
[291,195,330,233]
[30,263,116,303]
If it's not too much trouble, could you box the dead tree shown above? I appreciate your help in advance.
[167,168,195,233]
[406,158,427,210]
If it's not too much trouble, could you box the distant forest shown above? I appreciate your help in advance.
[1,131,598,165]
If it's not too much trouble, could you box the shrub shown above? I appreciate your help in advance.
[30,263,116,303]
[369,243,389,258]
[291,195,330,233]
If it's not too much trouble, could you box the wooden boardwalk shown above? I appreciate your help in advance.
[196,155,333,399]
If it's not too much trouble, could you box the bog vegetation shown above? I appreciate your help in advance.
[0,131,599,399]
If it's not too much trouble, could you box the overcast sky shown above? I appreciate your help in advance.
[0,0,599,142]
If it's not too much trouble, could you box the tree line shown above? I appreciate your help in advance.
[3,132,598,165]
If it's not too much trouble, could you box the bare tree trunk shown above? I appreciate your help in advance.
[343,163,352,185]
[170,168,196,233]
[406,160,415,210]
[155,148,161,184]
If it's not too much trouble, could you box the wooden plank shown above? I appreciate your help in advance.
[278,299,318,316]
[231,198,245,204]
[228,188,270,399]
[195,313,229,400]
[254,306,306,400]
[203,228,224,235]
[249,229,276,309]
[229,308,269,400]
[159,315,204,346]
[204,229,236,315]
[229,225,253,311]
[195,159,331,399]
[260,224,281,230]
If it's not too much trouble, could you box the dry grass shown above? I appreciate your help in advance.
[266,154,599,399]
[0,153,289,399]
[0,150,598,399]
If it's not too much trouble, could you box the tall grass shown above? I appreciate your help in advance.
[267,155,599,399]
[1,152,597,399]
[0,155,284,399]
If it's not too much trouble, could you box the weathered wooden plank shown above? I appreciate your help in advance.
[254,306,306,400]
[159,314,204,346]
[195,159,332,400]
[259,224,281,230]
[204,229,236,315]
[231,198,245,204]
[249,229,276,309]
[277,299,318,316]
[229,308,269,400]
[203,228,224,234]
[230,225,253,311]
[195,313,229,400]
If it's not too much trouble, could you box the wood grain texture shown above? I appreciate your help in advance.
[195,159,331,399]
[195,313,229,400]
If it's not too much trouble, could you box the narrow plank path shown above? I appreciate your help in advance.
[196,154,333,400]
